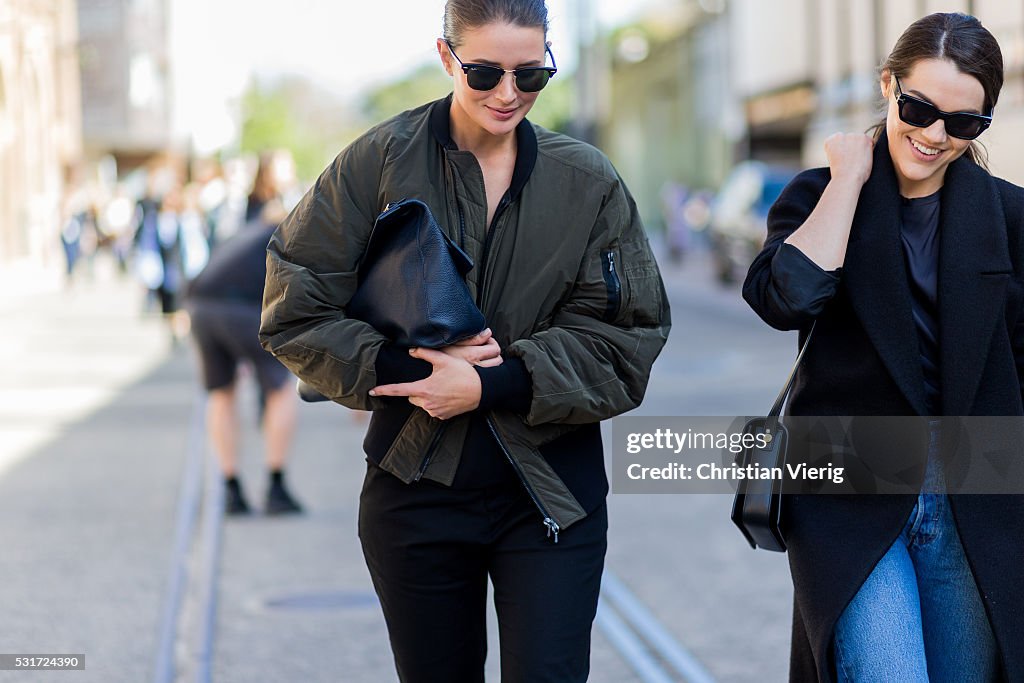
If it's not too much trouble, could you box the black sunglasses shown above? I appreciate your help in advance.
[893,75,992,140]
[445,40,557,93]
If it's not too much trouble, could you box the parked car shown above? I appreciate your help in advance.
[708,161,796,284]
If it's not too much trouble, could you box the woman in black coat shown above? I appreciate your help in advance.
[744,13,1024,682]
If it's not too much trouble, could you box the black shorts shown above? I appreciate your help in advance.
[188,299,291,393]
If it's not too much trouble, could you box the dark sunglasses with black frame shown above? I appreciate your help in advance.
[445,39,557,93]
[893,75,992,140]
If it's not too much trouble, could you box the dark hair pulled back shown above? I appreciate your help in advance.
[442,0,549,47]
[874,12,1003,167]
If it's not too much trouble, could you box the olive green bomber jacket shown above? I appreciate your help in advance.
[259,96,670,535]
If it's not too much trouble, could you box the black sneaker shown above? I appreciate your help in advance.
[225,480,251,516]
[265,481,304,515]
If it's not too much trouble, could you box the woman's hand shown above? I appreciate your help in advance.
[824,133,874,187]
[438,328,503,367]
[783,132,875,271]
[369,348,482,419]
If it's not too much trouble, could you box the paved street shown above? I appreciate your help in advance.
[606,252,797,682]
[0,248,799,682]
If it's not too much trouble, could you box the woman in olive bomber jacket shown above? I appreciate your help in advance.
[258,7,669,680]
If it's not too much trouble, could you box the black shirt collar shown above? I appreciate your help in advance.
[429,94,538,204]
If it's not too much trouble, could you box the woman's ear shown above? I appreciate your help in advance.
[437,38,454,77]
[880,69,892,99]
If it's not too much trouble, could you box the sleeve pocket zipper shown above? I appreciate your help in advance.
[601,249,622,322]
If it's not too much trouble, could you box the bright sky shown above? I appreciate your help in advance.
[170,0,651,151]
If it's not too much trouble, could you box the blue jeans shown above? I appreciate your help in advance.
[833,429,998,682]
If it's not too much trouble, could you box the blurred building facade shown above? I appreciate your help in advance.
[598,1,740,229]
[77,0,173,169]
[599,0,1024,229]
[0,0,82,265]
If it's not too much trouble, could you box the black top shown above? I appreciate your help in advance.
[899,191,942,414]
[187,222,275,304]
[768,188,943,416]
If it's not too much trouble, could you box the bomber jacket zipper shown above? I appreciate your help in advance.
[486,417,561,543]
[601,249,621,322]
[414,421,449,481]
[469,194,510,299]
[456,197,467,249]
[480,196,563,541]
[454,170,561,541]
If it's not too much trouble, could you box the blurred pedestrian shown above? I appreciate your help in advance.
[245,151,282,224]
[58,167,98,286]
[660,181,691,263]
[179,183,210,280]
[132,176,179,324]
[100,185,137,274]
[744,13,1022,682]
[193,158,229,248]
[187,200,302,516]
[59,209,85,285]
[258,1,670,680]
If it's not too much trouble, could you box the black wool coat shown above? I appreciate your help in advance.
[743,134,1024,683]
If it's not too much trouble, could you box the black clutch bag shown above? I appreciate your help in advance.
[297,198,485,403]
[731,324,815,552]
[347,198,486,348]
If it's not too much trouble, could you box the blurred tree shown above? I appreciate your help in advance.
[528,77,572,133]
[239,78,356,181]
[361,64,451,122]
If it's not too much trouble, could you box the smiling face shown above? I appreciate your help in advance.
[437,22,547,144]
[882,58,987,198]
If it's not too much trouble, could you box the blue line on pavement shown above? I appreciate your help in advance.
[600,570,718,683]
[152,393,207,683]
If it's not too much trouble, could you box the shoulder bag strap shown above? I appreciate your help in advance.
[767,322,816,419]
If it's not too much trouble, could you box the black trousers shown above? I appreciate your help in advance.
[358,462,608,683]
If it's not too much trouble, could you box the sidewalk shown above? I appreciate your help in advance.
[0,257,174,476]
[0,258,187,682]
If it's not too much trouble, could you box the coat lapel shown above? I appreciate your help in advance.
[938,158,1012,415]
[844,136,930,415]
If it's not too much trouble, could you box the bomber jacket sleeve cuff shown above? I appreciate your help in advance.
[768,243,841,318]
[475,357,532,414]
[374,343,433,385]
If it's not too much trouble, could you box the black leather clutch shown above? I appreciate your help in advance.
[347,198,486,348]
[297,199,486,403]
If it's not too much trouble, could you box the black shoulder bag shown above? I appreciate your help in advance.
[731,323,815,552]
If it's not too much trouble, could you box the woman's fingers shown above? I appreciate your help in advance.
[824,132,874,186]
[452,328,492,346]
[470,338,502,360]
[438,337,502,365]
[393,358,482,419]
[369,379,427,398]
